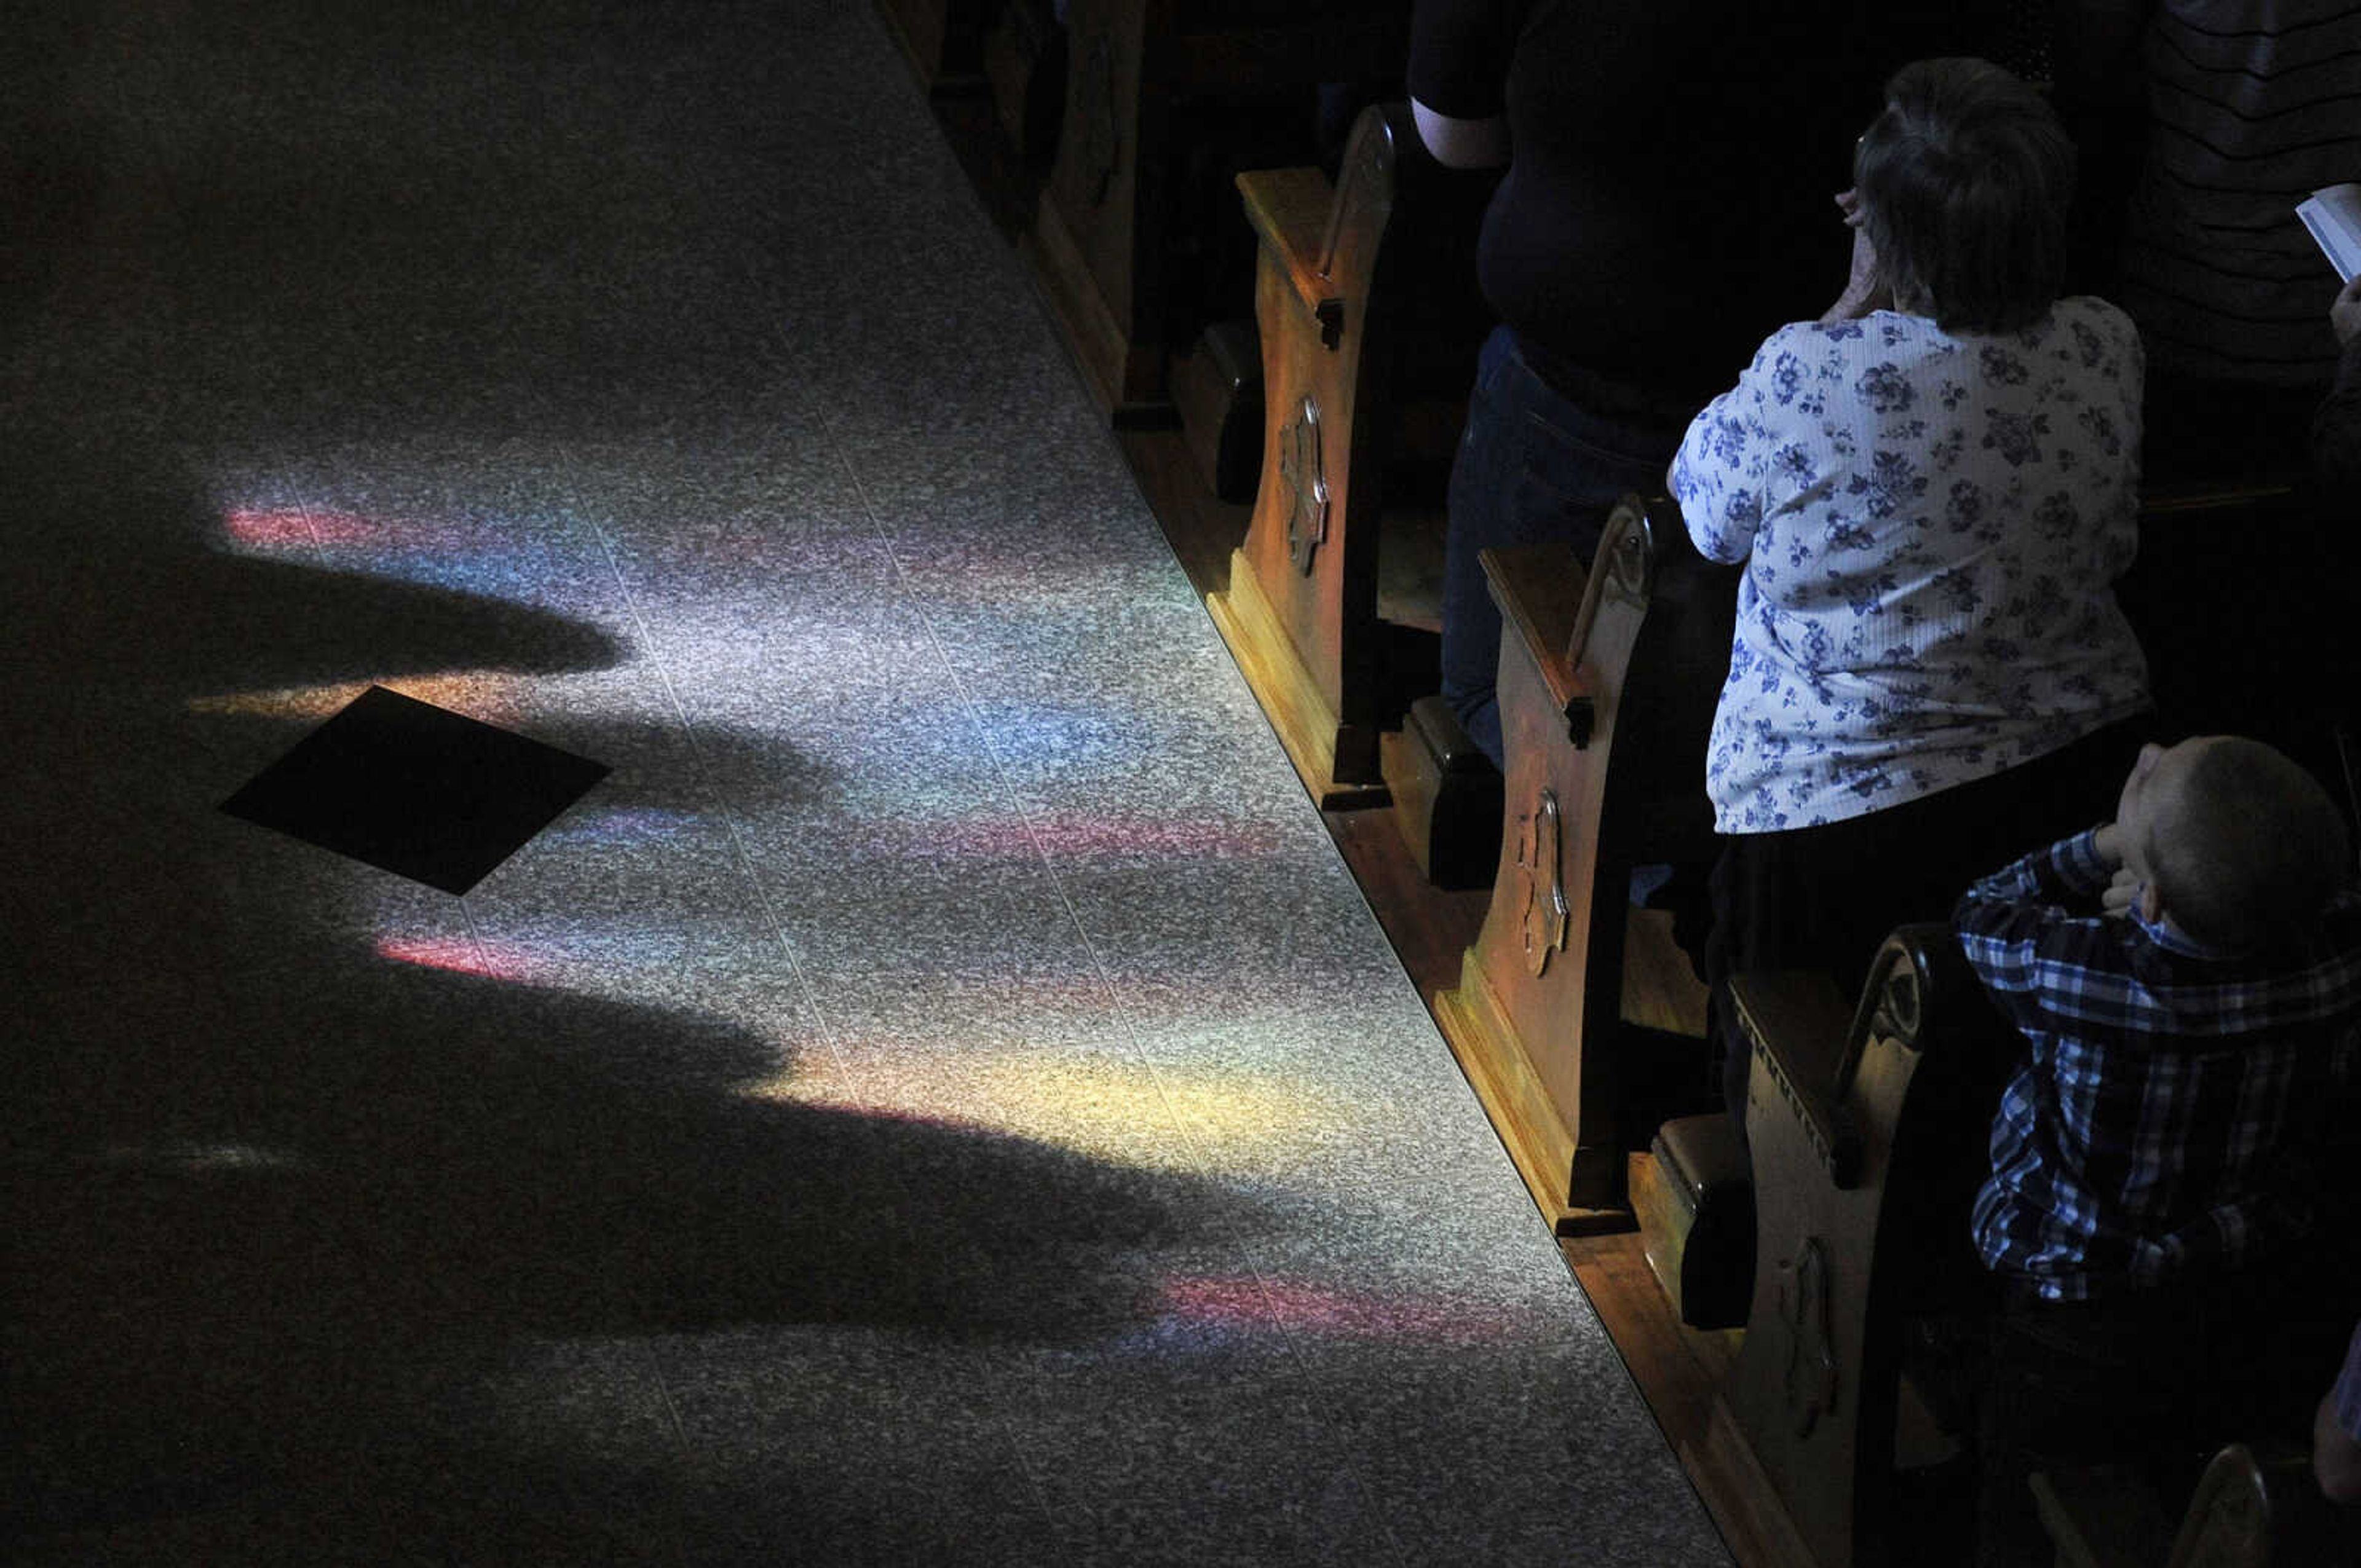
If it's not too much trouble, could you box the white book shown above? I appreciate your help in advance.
[2296,183,2361,283]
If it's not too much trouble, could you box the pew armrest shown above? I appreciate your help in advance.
[1730,967,1861,1186]
[1479,542,1594,744]
[1237,165,1342,332]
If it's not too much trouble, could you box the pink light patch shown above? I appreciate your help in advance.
[1156,1275,1519,1345]
[224,506,393,550]
[375,934,553,984]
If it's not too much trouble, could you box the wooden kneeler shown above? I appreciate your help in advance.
[1208,102,1459,807]
[1430,494,1734,1230]
[1698,926,2015,1568]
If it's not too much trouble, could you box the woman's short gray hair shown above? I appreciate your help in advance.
[1855,58,2075,334]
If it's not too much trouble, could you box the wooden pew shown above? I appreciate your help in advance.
[1698,921,2361,1568]
[1426,493,1736,1229]
[1204,101,1490,806]
[1030,0,1408,419]
[1693,925,2012,1568]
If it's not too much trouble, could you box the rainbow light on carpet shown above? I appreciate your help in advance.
[1101,1273,1532,1352]
[376,933,565,984]
[745,1049,1332,1171]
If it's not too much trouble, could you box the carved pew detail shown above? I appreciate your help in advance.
[1698,926,2015,1568]
[1428,494,1733,1230]
[1206,103,1431,807]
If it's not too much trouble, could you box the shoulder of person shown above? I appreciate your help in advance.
[2051,295,2140,346]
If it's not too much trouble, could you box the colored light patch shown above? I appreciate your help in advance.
[742,1050,1327,1170]
[537,806,702,845]
[223,506,394,551]
[218,502,563,602]
[1146,1274,1525,1347]
[945,811,1284,861]
[188,671,537,725]
[965,701,1126,771]
[376,933,564,984]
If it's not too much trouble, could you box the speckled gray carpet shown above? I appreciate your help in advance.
[0,3,1729,1562]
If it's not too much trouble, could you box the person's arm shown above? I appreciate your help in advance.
[1669,339,1784,565]
[2315,1323,2361,1504]
[2312,277,2361,496]
[1952,829,2120,1029]
[1410,100,1509,170]
[1407,0,1515,169]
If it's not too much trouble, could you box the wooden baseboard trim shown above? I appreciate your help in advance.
[1207,550,1388,811]
[1433,955,1631,1236]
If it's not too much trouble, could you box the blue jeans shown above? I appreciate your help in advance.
[1440,326,1687,768]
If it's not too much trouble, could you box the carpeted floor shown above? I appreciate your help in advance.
[0,4,1730,1562]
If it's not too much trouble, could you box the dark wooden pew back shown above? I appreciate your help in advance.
[1031,0,1408,417]
[1206,101,1491,805]
[1703,925,2013,1568]
[1430,492,1736,1228]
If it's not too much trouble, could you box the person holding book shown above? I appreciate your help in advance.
[1667,57,2156,1122]
[1952,734,2361,1561]
[2052,2,2361,478]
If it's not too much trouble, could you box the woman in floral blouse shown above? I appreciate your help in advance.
[1669,57,2157,1119]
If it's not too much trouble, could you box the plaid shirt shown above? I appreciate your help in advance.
[1955,829,2361,1302]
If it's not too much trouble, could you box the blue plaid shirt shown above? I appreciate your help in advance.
[1955,829,2361,1302]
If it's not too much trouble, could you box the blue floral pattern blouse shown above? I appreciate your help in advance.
[1671,300,2153,833]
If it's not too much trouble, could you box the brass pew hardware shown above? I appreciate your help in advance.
[1281,395,1329,574]
[1778,1237,1838,1440]
[1517,788,1570,978]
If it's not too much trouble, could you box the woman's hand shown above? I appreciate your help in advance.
[1819,189,1892,324]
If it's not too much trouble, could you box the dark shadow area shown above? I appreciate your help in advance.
[0,0,860,455]
[4,940,1254,1546]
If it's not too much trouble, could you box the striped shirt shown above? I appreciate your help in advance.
[1956,828,2361,1302]
[2118,1,2361,386]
